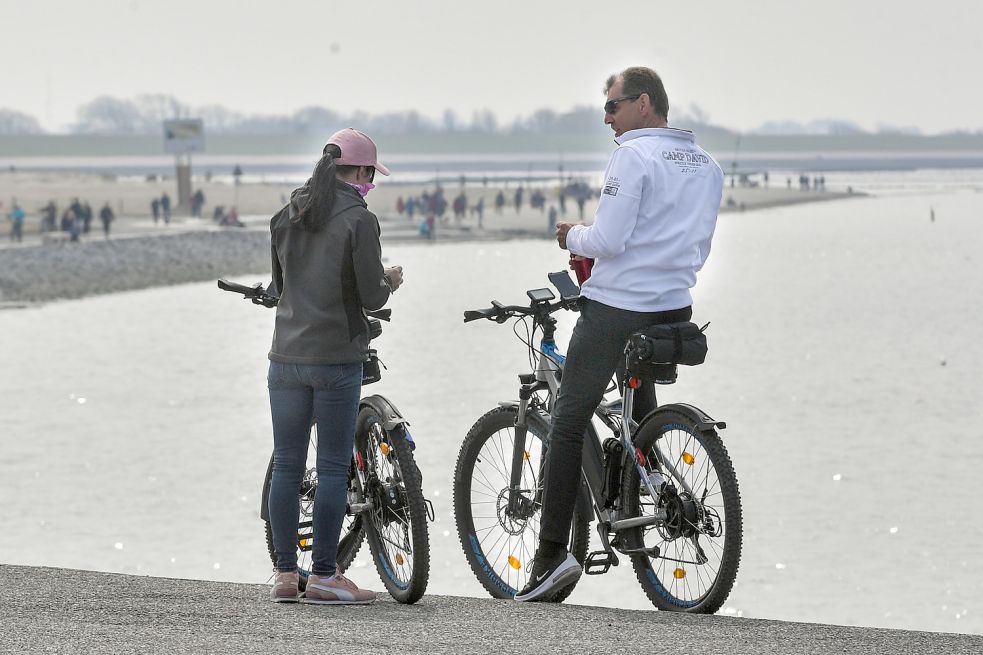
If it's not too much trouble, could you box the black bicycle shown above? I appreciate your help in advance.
[453,272,742,612]
[218,279,432,604]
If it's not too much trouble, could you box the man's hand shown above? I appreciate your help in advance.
[555,222,576,250]
[384,265,404,293]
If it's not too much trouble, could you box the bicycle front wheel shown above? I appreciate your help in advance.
[453,405,590,602]
[356,406,430,604]
[621,409,742,613]
[263,426,365,590]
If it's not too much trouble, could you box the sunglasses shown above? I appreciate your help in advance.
[604,94,640,114]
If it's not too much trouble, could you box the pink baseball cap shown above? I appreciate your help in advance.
[324,128,390,176]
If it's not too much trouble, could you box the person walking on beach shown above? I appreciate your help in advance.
[81,201,93,234]
[267,128,403,605]
[151,197,160,224]
[192,189,205,217]
[514,66,724,602]
[160,193,171,225]
[40,201,57,232]
[8,203,26,242]
[99,202,114,238]
[475,196,485,229]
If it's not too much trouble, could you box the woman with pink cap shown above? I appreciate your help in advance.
[266,128,403,604]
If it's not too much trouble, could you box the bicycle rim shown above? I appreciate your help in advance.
[454,406,589,601]
[624,412,742,612]
[358,410,429,602]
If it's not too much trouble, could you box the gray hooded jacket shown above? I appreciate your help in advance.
[268,182,390,365]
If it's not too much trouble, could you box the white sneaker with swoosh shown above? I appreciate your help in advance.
[514,552,582,602]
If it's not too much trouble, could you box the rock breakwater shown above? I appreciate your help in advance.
[0,230,271,303]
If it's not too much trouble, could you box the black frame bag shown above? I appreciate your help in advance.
[625,321,709,385]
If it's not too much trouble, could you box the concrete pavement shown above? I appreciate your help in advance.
[1,565,979,655]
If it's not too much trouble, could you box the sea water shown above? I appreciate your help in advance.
[1,180,981,634]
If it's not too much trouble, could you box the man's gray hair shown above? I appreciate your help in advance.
[605,67,669,120]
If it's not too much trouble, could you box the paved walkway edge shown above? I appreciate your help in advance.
[0,564,979,655]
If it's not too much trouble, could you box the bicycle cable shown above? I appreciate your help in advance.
[513,316,567,370]
[512,316,535,370]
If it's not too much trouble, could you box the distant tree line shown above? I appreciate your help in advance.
[0,94,733,137]
[0,108,44,134]
[2,95,975,137]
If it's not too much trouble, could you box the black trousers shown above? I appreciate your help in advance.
[539,298,692,546]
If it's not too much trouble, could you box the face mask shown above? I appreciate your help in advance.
[347,181,376,197]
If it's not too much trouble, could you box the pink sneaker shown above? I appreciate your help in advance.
[270,570,300,603]
[303,574,377,605]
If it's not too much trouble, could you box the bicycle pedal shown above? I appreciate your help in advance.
[584,550,618,575]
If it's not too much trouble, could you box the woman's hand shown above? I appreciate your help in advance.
[384,265,404,292]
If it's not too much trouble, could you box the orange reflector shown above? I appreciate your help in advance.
[300,538,311,548]
[395,553,405,566]
[380,442,391,456]
[682,451,695,466]
[522,451,531,461]
[674,568,686,579]
[508,555,521,570]
[627,376,642,389]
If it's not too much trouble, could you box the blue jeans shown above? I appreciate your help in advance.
[267,361,362,576]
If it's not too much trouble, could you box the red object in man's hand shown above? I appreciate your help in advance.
[570,255,594,285]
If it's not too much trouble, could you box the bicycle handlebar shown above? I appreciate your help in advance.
[218,278,392,322]
[217,278,279,308]
[463,271,582,324]
[463,298,576,324]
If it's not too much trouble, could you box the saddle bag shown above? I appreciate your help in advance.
[625,322,709,385]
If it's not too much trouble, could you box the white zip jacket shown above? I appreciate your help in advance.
[566,127,723,312]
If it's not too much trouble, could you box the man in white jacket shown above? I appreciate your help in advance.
[515,66,724,602]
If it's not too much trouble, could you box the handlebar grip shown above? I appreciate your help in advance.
[217,278,261,296]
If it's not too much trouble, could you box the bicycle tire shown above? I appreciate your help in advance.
[262,427,365,590]
[356,406,430,604]
[453,405,590,602]
[620,409,742,613]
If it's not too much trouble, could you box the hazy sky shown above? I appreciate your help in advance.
[2,0,981,134]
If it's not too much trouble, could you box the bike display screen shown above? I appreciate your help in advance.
[526,288,555,303]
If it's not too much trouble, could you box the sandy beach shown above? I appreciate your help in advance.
[0,170,855,236]
[0,171,858,304]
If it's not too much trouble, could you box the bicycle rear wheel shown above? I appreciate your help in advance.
[621,409,742,613]
[263,426,365,590]
[356,406,430,604]
[453,405,590,602]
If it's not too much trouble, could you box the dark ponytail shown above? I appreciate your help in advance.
[292,143,342,231]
